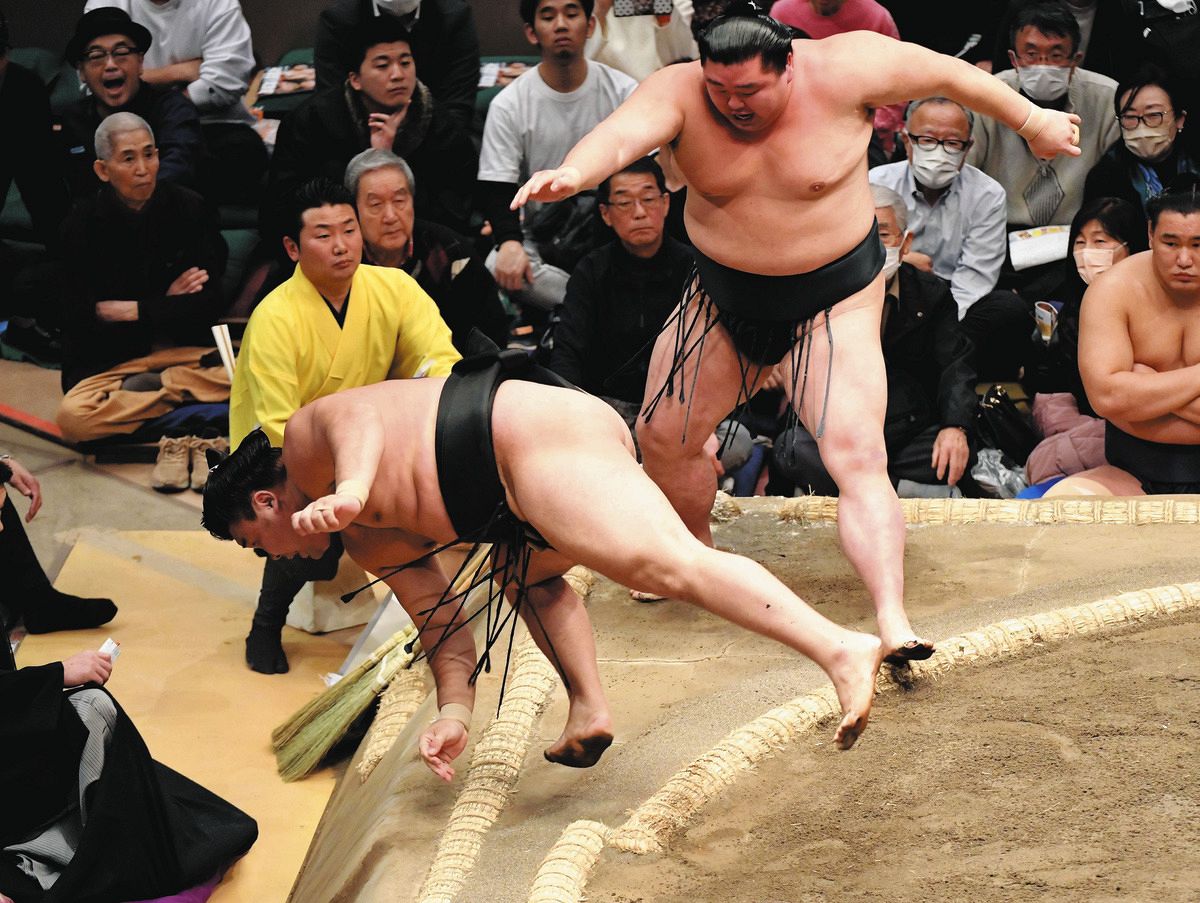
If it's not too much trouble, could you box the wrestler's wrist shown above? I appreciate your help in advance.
[1017,103,1048,142]
[433,702,472,729]
[335,479,369,508]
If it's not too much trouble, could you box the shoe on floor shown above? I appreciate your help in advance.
[0,321,63,369]
[189,434,229,492]
[151,436,191,492]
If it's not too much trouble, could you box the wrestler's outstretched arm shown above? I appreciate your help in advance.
[832,31,1080,161]
[511,64,688,209]
[285,398,386,534]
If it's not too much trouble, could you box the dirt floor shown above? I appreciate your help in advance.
[288,513,1200,903]
[587,611,1200,903]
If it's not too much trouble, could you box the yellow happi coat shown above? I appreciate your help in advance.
[230,263,461,448]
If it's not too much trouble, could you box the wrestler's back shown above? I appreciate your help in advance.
[670,39,879,275]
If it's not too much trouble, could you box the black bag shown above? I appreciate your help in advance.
[975,384,1038,465]
[525,193,602,273]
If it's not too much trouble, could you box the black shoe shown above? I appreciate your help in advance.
[23,591,117,634]
[0,322,63,369]
[245,624,289,674]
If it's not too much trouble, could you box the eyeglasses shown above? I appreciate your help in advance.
[603,193,666,212]
[1013,49,1075,66]
[907,133,971,155]
[82,44,139,66]
[1117,109,1176,131]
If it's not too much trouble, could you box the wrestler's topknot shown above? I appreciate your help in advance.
[698,5,794,75]
[1147,175,1200,231]
[201,429,286,541]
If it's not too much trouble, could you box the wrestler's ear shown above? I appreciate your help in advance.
[282,235,301,264]
[250,489,276,513]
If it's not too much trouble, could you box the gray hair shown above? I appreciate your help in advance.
[904,96,974,135]
[870,183,908,233]
[94,112,155,161]
[343,148,416,198]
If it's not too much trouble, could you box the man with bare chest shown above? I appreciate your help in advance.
[513,7,1081,663]
[201,354,886,781]
[1050,187,1200,496]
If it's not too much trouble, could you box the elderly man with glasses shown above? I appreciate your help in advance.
[59,8,204,200]
[871,97,1029,379]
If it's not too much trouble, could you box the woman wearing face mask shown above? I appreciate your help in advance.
[1083,64,1197,217]
[1022,196,1147,486]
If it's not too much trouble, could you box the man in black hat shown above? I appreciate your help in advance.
[59,7,203,199]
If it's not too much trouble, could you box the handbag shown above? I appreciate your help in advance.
[975,384,1038,465]
[525,193,602,273]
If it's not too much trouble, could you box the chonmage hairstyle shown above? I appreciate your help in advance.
[201,428,286,541]
[1146,176,1200,231]
[698,2,793,74]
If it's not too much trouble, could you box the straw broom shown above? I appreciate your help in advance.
[271,544,494,782]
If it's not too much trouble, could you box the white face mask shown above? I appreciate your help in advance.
[1123,122,1176,162]
[909,143,962,190]
[882,240,904,281]
[1017,64,1071,103]
[1073,246,1116,284]
[373,0,419,16]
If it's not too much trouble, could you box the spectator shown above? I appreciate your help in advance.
[967,0,1121,296]
[585,0,699,81]
[0,453,117,635]
[60,8,204,199]
[231,178,459,674]
[0,7,71,368]
[1051,185,1200,495]
[55,113,230,488]
[870,96,1028,379]
[1083,63,1196,218]
[550,156,693,433]
[989,0,1145,84]
[314,0,480,132]
[772,184,979,497]
[0,646,257,902]
[265,17,477,240]
[82,0,267,205]
[478,0,638,318]
[344,148,508,352]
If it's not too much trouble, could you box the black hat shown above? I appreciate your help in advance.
[65,8,152,66]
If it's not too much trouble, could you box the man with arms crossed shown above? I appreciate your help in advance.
[514,8,1081,662]
[1052,187,1200,496]
[202,372,887,780]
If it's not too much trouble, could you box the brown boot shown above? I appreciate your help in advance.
[189,434,229,492]
[151,436,191,493]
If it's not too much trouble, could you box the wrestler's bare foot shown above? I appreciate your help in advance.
[878,614,935,666]
[544,711,614,768]
[824,631,885,750]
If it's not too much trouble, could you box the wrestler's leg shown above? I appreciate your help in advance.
[1044,464,1144,497]
[637,280,768,546]
[784,276,927,660]
[499,397,885,749]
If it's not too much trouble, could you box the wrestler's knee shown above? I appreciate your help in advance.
[817,422,888,482]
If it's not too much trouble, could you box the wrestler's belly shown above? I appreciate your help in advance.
[684,187,877,276]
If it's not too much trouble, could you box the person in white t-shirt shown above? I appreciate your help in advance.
[477,0,637,314]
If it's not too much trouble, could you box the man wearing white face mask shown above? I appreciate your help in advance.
[314,0,480,131]
[968,0,1121,298]
[871,97,1028,378]
[773,185,980,498]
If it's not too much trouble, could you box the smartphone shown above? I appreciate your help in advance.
[613,0,673,16]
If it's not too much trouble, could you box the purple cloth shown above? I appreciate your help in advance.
[129,871,222,903]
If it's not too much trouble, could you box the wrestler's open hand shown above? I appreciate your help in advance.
[510,166,583,210]
[291,492,363,535]
[932,427,970,486]
[420,719,468,782]
[1026,108,1082,160]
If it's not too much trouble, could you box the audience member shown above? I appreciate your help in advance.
[989,0,1144,84]
[82,0,267,204]
[60,8,204,199]
[0,646,257,902]
[478,0,638,316]
[265,17,477,240]
[231,178,459,674]
[967,0,1121,297]
[870,97,1028,378]
[585,0,698,81]
[344,148,508,352]
[772,185,979,497]
[1052,185,1200,496]
[1083,63,1196,218]
[0,453,117,635]
[550,156,693,433]
[55,114,230,486]
[0,8,71,368]
[1023,196,1147,485]
[314,0,480,132]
